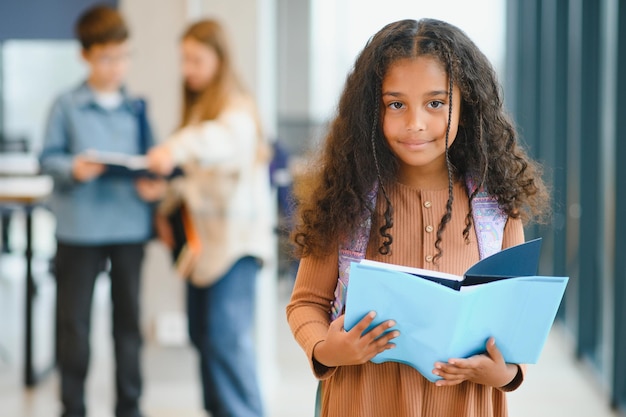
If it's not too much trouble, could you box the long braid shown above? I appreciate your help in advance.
[370,89,394,255]
[462,109,488,242]
[433,59,455,263]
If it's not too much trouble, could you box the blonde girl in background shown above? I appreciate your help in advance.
[147,19,273,417]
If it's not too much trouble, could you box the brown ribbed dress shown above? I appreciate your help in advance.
[286,181,526,417]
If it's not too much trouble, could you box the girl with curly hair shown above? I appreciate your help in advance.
[286,18,549,417]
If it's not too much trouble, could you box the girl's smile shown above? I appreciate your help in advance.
[396,137,436,150]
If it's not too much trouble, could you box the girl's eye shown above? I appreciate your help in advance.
[428,101,445,109]
[388,101,404,110]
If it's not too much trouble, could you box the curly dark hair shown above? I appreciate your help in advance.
[291,18,549,260]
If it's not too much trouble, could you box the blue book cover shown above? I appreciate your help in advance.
[343,239,568,382]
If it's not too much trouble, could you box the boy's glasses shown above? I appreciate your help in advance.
[92,51,132,66]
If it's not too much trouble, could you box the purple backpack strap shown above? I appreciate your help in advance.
[466,177,508,259]
[331,178,507,321]
[331,186,378,321]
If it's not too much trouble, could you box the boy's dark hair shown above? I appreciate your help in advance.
[291,18,549,260]
[75,4,129,50]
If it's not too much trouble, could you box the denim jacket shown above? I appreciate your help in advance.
[40,82,155,245]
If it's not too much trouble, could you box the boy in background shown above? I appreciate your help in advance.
[39,5,163,417]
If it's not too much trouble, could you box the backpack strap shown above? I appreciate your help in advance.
[466,177,508,259]
[331,186,378,320]
[330,178,506,321]
[135,98,151,154]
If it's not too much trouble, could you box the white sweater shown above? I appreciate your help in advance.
[160,106,274,286]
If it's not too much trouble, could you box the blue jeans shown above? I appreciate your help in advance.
[187,256,264,417]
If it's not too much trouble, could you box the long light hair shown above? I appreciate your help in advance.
[180,19,242,126]
[180,19,270,161]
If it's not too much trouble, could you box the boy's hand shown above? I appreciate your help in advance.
[72,156,106,182]
[432,337,519,388]
[135,178,167,202]
[147,146,175,176]
[313,312,399,367]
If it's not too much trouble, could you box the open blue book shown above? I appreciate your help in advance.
[343,238,568,383]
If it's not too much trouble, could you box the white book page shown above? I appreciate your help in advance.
[359,259,463,282]
[82,150,147,170]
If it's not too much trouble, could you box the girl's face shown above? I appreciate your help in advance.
[181,37,220,92]
[381,56,461,185]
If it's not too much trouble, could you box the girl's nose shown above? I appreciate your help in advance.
[406,109,426,131]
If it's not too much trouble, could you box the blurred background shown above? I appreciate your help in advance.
[0,0,624,416]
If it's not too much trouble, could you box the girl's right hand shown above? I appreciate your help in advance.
[146,146,176,177]
[313,312,399,367]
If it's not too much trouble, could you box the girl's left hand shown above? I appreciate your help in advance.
[135,178,168,202]
[432,337,518,388]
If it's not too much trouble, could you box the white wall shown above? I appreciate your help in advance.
[120,0,187,141]
[277,0,311,120]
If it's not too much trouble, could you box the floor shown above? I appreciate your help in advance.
[0,209,624,417]
[0,282,623,417]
